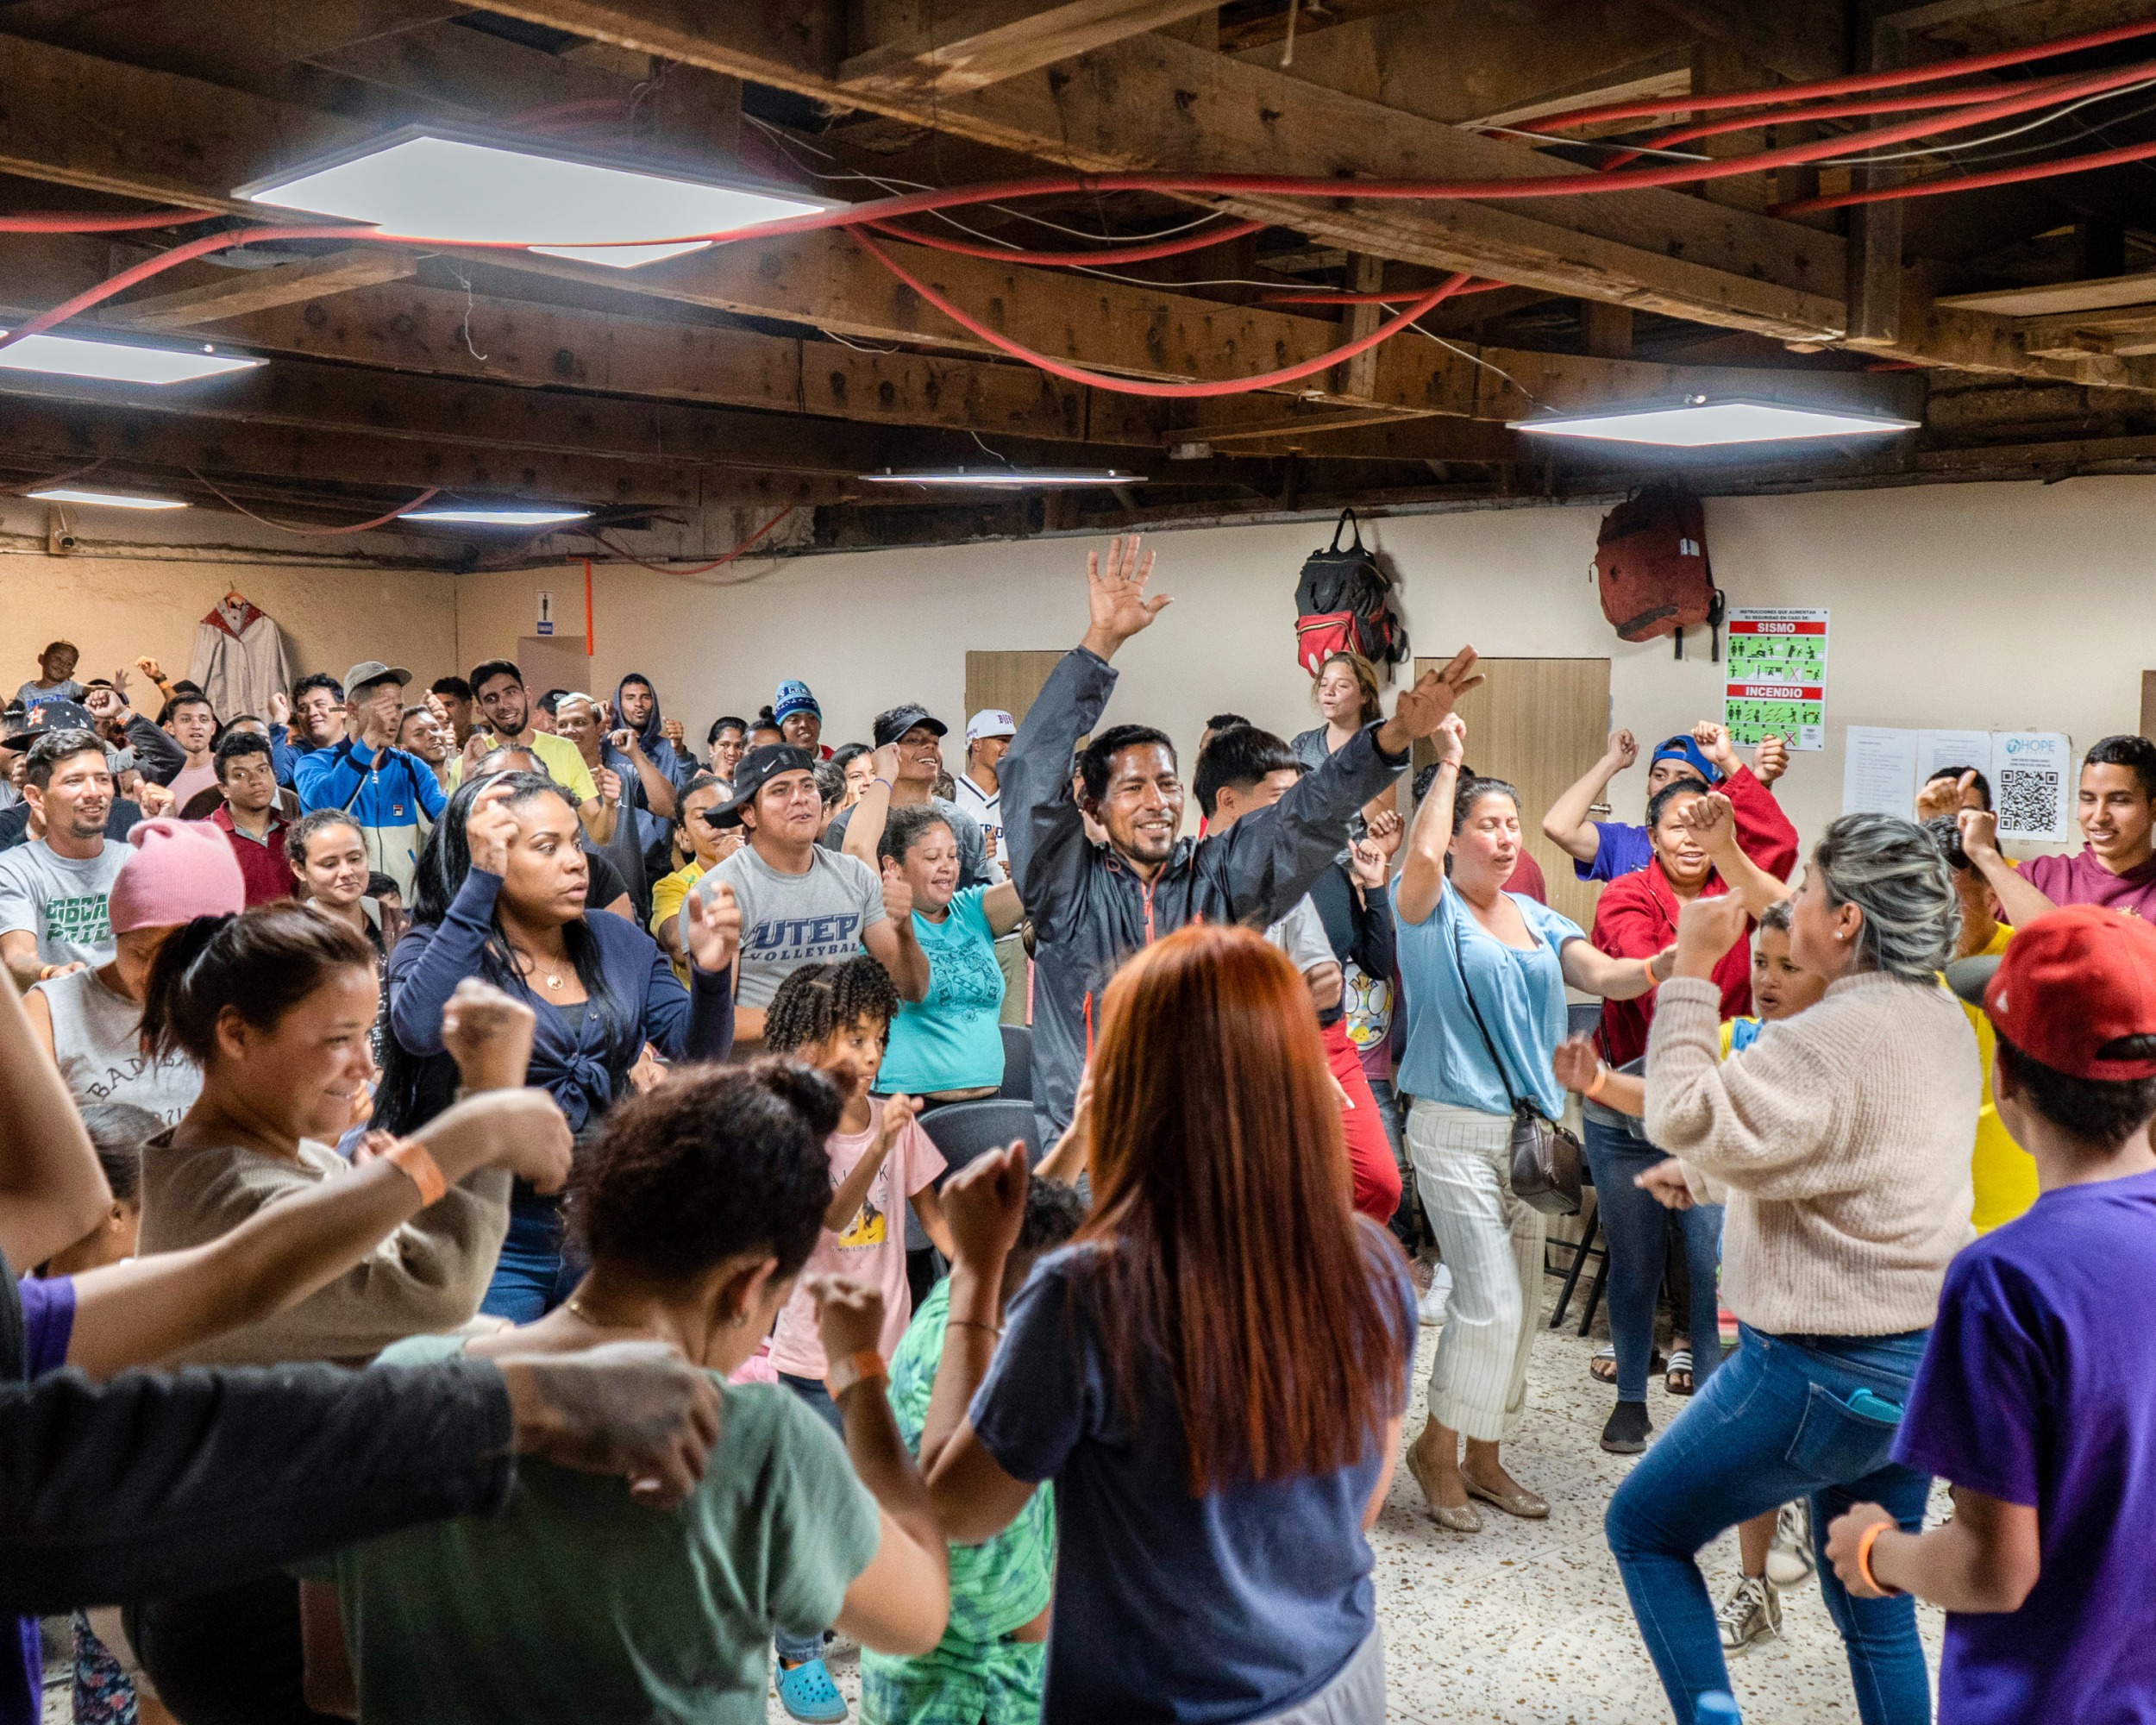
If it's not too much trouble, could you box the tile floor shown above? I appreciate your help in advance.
[768,1287,1945,1725]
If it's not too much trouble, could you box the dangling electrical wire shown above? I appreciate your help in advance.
[185,472,442,536]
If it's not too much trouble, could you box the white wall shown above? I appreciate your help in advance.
[457,476,2156,857]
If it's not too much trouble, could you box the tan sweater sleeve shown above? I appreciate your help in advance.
[143,1144,512,1366]
[1644,976,1858,1201]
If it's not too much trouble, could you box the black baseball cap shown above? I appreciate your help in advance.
[872,704,948,749]
[705,743,818,829]
[2,699,98,744]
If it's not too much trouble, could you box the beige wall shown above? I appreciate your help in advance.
[0,551,461,710]
[458,476,2156,859]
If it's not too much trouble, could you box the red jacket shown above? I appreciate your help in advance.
[1590,861,1752,1066]
[1720,764,1799,882]
[208,804,294,907]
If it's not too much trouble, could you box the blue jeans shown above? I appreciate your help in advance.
[479,1196,582,1322]
[1606,1324,1934,1725]
[1583,1118,1725,1402]
[776,1371,847,1665]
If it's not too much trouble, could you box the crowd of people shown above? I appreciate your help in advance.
[0,533,2151,1725]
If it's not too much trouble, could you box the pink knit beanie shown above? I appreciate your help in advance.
[109,818,248,936]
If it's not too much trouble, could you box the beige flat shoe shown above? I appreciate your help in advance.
[1463,1474,1550,1520]
[1406,1442,1482,1532]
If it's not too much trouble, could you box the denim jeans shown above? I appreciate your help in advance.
[1582,1117,1725,1402]
[1605,1324,1934,1725]
[775,1371,848,1665]
[479,1195,582,1322]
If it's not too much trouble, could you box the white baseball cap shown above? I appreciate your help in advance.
[965,708,1017,743]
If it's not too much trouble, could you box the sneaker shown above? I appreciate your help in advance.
[1716,1574,1782,1653]
[1600,1398,1653,1454]
[1765,1499,1815,1588]
[1418,1263,1453,1327]
[774,1657,848,1723]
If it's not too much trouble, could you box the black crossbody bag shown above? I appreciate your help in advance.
[1451,913,1584,1216]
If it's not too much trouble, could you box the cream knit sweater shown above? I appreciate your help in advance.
[1645,971,1977,1337]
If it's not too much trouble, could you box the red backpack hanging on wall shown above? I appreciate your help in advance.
[1294,509,1408,675]
[1593,483,1725,659]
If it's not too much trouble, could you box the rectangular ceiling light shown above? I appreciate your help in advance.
[405,505,592,526]
[861,467,1143,488]
[1510,398,1921,448]
[0,331,264,386]
[238,130,843,269]
[26,486,187,510]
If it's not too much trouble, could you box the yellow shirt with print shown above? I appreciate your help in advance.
[1956,921,2037,1232]
[648,862,705,986]
[447,729,597,805]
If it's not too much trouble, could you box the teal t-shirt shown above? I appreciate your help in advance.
[300,1333,881,1722]
[878,887,1007,1095]
[864,1279,1051,1657]
[1396,886,1584,1118]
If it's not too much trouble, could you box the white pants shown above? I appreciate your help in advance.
[1250,1628,1384,1725]
[1409,1099,1546,1442]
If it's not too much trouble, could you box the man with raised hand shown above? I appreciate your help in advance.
[1000,534,1482,1147]
[291,662,448,900]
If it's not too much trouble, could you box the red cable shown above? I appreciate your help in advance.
[1522,14,2156,134]
[587,507,793,576]
[851,228,1468,396]
[1775,132,2156,213]
[186,470,442,536]
[862,216,1264,266]
[0,223,374,354]
[0,209,219,233]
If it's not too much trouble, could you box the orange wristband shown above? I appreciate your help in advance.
[1855,1519,1902,1596]
[385,1138,448,1208]
[824,1348,886,1402]
[1584,1064,1610,1102]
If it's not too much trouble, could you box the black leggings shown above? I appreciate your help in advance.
[134,1575,338,1725]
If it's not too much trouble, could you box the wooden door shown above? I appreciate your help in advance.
[1412,656,1611,932]
[965,650,1065,730]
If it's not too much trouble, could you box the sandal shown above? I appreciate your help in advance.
[1665,1348,1695,1397]
[1590,1345,1666,1386]
[774,1658,848,1723]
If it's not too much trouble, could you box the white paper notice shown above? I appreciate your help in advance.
[1843,726,1919,816]
[1989,731,2075,843]
[1916,730,1995,787]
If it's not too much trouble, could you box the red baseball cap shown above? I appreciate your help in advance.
[1946,904,2156,1080]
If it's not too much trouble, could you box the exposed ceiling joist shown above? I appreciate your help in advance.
[100,248,419,330]
[1637,0,1848,81]
[837,0,1225,100]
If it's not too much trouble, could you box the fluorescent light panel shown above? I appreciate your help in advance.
[27,486,186,510]
[240,134,839,270]
[0,331,263,386]
[405,506,592,525]
[861,467,1142,488]
[1510,398,1919,448]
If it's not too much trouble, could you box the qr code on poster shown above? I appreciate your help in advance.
[1996,767,2063,837]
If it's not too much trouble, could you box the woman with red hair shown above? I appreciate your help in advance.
[915,922,1413,1725]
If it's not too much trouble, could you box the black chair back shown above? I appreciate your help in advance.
[998,1023,1033,1101]
[921,1098,1037,1179]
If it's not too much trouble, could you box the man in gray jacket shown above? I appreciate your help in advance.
[1001,535,1483,1147]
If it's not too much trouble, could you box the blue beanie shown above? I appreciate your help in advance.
[773,680,820,724]
[1650,734,1720,786]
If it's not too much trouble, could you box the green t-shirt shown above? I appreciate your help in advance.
[302,1333,881,1722]
[867,1280,1053,1652]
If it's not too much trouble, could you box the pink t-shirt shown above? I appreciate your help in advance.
[2020,848,2156,919]
[768,1098,946,1380]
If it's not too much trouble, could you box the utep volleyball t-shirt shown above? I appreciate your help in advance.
[686,843,887,1008]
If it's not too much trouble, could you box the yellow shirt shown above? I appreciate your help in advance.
[447,729,597,805]
[649,862,705,985]
[1958,920,2038,1232]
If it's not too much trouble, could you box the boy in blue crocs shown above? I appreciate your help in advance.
[861,1180,1086,1725]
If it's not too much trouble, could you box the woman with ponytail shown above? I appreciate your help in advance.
[380,771,740,1320]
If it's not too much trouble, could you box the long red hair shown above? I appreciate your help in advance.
[1078,922,1407,1493]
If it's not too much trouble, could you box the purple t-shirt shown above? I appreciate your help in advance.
[1893,1170,2156,1725]
[2019,848,2156,919]
[7,1276,76,1725]
[1572,819,1653,884]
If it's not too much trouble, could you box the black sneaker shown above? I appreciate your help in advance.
[1601,1398,1653,1454]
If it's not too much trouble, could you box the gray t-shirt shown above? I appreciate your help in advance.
[1265,894,1336,976]
[0,838,127,969]
[685,841,887,1009]
[822,795,991,889]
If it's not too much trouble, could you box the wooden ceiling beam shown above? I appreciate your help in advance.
[838,0,1225,100]
[1636,0,1848,82]
[100,248,420,330]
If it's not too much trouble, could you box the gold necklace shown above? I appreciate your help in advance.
[565,1294,646,1332]
[517,945,567,990]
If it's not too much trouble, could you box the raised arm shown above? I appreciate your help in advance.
[1560,937,1669,1000]
[1958,808,2059,928]
[862,867,931,1003]
[611,729,678,820]
[842,744,899,871]
[1678,790,1791,918]
[0,969,112,1271]
[1543,730,1635,865]
[1394,713,1464,926]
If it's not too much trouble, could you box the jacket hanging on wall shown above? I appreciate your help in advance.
[189,594,296,723]
[1294,509,1408,674]
[1592,484,1724,660]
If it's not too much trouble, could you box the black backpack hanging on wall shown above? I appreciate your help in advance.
[1294,509,1407,675]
